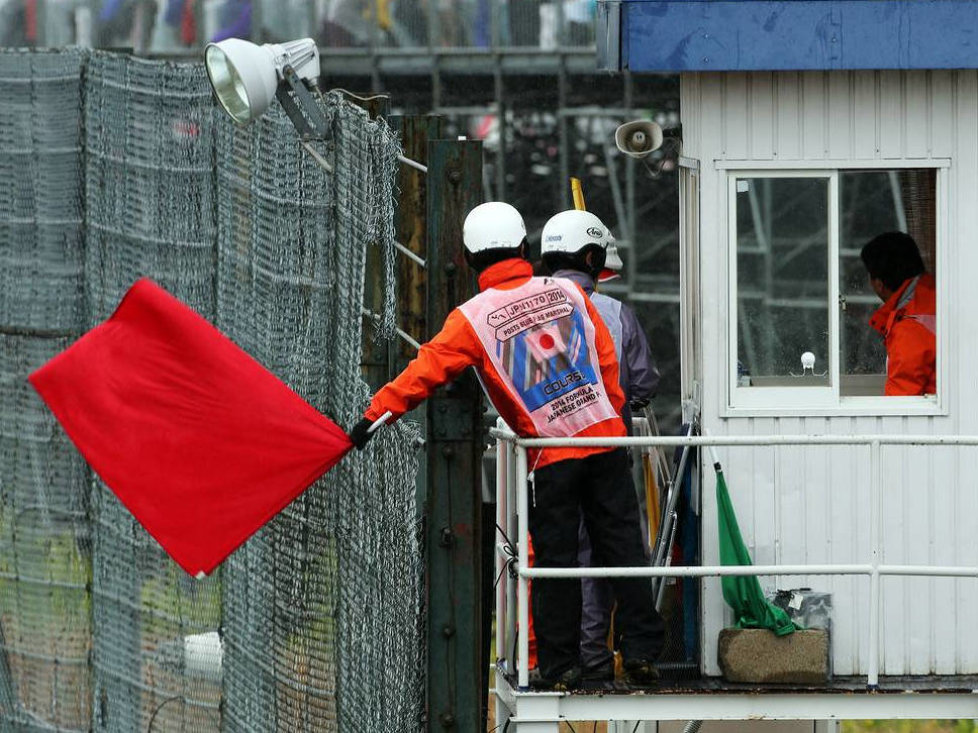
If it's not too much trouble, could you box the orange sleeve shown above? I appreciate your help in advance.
[365,308,482,422]
[580,287,626,414]
[885,322,936,396]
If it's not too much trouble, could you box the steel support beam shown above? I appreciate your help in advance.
[392,115,444,369]
[495,670,978,727]
[424,138,485,731]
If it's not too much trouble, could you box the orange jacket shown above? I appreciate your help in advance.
[365,258,627,468]
[869,273,936,396]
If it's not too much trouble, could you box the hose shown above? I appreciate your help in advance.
[683,722,704,733]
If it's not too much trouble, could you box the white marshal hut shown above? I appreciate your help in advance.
[494,1,978,728]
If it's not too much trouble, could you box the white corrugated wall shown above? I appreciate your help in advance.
[680,70,978,676]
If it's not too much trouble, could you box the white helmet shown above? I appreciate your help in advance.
[463,202,526,254]
[604,236,623,271]
[541,209,609,257]
[598,234,623,283]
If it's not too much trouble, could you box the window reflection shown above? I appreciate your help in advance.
[840,169,936,396]
[732,169,938,400]
[735,176,830,388]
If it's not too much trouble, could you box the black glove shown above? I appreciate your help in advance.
[630,398,651,411]
[348,417,374,450]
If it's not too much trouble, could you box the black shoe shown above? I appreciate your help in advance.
[528,665,582,691]
[623,658,660,688]
[581,658,615,687]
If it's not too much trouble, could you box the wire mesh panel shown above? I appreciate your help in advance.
[85,52,217,323]
[0,48,86,334]
[0,334,92,731]
[0,48,91,732]
[84,52,223,733]
[324,100,424,731]
[1,49,424,733]
[215,91,424,732]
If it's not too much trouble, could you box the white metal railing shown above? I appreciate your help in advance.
[491,425,978,691]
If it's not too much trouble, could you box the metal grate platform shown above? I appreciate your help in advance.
[494,669,978,730]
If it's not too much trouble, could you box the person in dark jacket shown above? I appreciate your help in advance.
[541,208,660,684]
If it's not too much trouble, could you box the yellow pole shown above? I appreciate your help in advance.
[570,177,586,211]
[645,452,661,547]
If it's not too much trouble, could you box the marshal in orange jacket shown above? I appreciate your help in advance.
[868,273,937,396]
[364,258,627,468]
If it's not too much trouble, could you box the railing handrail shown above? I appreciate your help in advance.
[515,563,978,579]
[493,425,978,693]
[490,427,978,448]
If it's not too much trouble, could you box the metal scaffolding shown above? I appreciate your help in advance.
[9,0,687,429]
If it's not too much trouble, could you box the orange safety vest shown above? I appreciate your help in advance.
[365,258,627,469]
[868,273,937,396]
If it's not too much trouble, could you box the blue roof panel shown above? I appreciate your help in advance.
[612,0,978,71]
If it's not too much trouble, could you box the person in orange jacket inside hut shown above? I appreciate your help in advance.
[861,231,936,396]
[347,201,664,691]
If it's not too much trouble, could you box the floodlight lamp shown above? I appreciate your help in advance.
[205,37,321,127]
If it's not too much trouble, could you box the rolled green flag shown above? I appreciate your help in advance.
[715,462,798,636]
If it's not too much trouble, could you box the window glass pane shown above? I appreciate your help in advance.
[840,169,937,397]
[735,177,830,387]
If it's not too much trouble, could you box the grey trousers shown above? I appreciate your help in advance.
[577,517,615,669]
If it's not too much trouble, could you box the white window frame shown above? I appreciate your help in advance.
[720,160,949,417]
[679,160,701,416]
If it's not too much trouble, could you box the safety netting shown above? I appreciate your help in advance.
[0,48,91,732]
[83,52,224,733]
[0,48,423,732]
[214,89,423,732]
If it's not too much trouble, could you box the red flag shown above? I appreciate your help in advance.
[29,278,353,577]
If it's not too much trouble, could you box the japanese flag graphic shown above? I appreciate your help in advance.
[530,323,567,360]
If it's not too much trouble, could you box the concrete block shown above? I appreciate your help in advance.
[717,627,829,685]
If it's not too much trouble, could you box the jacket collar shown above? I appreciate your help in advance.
[552,268,596,295]
[477,258,533,291]
[869,273,931,336]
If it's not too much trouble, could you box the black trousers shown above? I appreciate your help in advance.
[528,448,665,677]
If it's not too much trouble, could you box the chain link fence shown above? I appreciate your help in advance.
[0,47,92,733]
[0,48,423,732]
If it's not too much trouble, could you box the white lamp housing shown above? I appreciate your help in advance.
[204,37,320,125]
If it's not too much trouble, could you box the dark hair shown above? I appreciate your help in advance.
[860,231,926,291]
[541,244,606,279]
[464,240,528,273]
[531,259,550,276]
